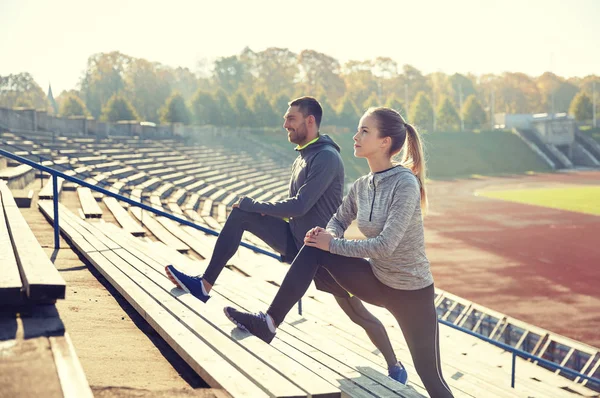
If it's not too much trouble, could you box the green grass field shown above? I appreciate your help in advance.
[478,186,600,215]
[253,129,552,183]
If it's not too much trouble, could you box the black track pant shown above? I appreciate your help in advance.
[267,245,454,398]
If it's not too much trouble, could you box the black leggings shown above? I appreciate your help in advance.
[202,208,398,367]
[267,245,454,398]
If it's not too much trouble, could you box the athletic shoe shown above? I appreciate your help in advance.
[165,265,210,303]
[388,362,408,384]
[223,306,275,344]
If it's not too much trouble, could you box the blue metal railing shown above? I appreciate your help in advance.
[1,146,599,392]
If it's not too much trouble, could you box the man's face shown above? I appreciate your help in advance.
[283,106,308,145]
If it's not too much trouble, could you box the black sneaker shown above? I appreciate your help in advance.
[223,306,276,344]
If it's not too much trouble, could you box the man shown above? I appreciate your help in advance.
[166,96,407,383]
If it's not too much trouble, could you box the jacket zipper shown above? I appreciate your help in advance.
[369,180,376,221]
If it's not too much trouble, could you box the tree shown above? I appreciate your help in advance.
[297,50,346,103]
[160,92,191,125]
[384,96,406,118]
[271,93,290,120]
[536,72,579,113]
[569,92,593,121]
[495,72,541,113]
[342,60,378,110]
[447,73,477,107]
[399,65,429,106]
[167,67,200,101]
[212,55,253,94]
[191,90,218,125]
[232,92,255,127]
[123,58,172,122]
[254,48,298,96]
[319,96,338,127]
[59,93,90,117]
[462,95,486,130]
[0,73,49,110]
[79,51,130,117]
[436,97,460,131]
[250,92,277,127]
[363,92,382,111]
[101,94,139,122]
[214,89,235,126]
[336,95,359,129]
[409,92,433,131]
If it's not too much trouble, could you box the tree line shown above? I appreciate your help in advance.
[1,48,598,131]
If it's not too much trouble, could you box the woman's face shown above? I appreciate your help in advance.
[353,113,389,159]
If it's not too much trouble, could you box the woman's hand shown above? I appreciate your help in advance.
[305,226,326,240]
[304,228,333,251]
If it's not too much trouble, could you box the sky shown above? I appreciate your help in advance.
[1,0,598,94]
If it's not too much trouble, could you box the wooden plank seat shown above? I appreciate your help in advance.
[167,202,184,216]
[0,164,35,189]
[0,306,93,398]
[36,204,426,397]
[102,197,145,237]
[77,187,103,218]
[136,177,161,191]
[123,172,147,185]
[169,188,188,204]
[0,183,66,303]
[129,207,189,253]
[146,167,177,178]
[11,188,34,208]
[183,193,200,211]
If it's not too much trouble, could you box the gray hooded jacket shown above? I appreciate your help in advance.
[326,165,434,290]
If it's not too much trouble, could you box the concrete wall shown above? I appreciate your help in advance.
[533,118,576,146]
[0,107,178,139]
[494,113,534,129]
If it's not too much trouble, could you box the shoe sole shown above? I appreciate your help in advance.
[165,266,191,294]
[223,307,247,331]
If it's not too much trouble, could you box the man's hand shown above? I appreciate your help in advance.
[232,197,244,209]
[232,197,264,216]
[304,228,333,251]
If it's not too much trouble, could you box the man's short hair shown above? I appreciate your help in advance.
[288,96,323,128]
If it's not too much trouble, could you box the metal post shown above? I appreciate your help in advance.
[593,81,597,128]
[52,174,59,249]
[511,351,517,388]
[298,298,302,316]
[404,84,409,118]
[40,156,43,188]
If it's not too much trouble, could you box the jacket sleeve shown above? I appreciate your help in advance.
[328,177,419,258]
[325,182,357,238]
[239,150,340,218]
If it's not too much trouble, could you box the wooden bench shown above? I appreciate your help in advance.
[12,189,34,208]
[0,305,93,398]
[0,182,66,303]
[102,197,145,237]
[39,177,64,200]
[37,203,425,398]
[0,164,35,189]
[129,207,189,253]
[77,187,103,218]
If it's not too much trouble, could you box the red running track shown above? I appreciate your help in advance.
[425,171,600,348]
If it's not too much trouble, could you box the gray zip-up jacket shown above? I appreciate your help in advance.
[326,165,433,290]
[239,135,344,249]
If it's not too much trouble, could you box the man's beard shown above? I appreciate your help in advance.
[288,121,307,144]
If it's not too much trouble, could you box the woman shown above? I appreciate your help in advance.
[225,107,454,397]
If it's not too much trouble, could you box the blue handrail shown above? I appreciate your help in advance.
[1,146,599,392]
